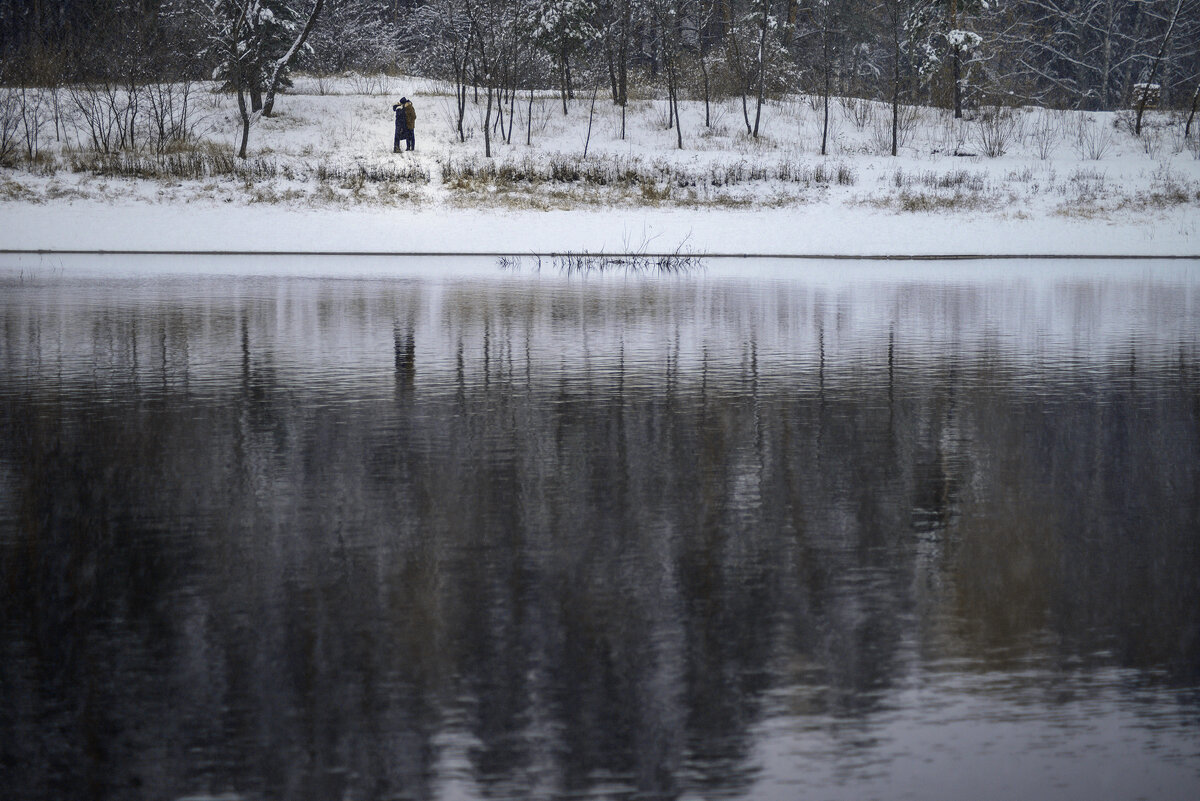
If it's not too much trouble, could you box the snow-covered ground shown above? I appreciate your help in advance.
[2,74,1198,257]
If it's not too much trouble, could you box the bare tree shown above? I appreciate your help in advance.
[528,0,599,115]
[411,0,474,143]
[803,0,846,155]
[206,0,324,158]
[647,0,685,148]
[464,0,521,157]
[877,0,925,155]
[751,0,769,137]
[1135,0,1185,135]
[262,0,326,116]
[302,0,399,75]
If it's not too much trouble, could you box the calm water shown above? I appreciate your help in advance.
[1,257,1198,801]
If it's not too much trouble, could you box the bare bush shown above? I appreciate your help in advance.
[654,102,675,130]
[0,90,22,165]
[1187,130,1200,160]
[931,114,969,155]
[1026,111,1060,159]
[838,96,875,129]
[143,82,200,154]
[438,95,464,136]
[706,102,729,132]
[1141,127,1165,159]
[809,113,840,152]
[70,84,128,153]
[975,106,1023,157]
[869,104,918,154]
[525,97,553,136]
[1072,116,1114,160]
[347,72,390,96]
[16,88,53,161]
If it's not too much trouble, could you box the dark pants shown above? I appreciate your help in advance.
[394,124,407,152]
[405,129,415,151]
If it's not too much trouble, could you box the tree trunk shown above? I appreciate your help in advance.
[506,81,516,144]
[666,59,675,129]
[584,83,600,157]
[727,34,751,134]
[455,60,467,142]
[619,0,629,107]
[237,85,250,159]
[606,40,619,104]
[1136,0,1184,136]
[950,0,961,118]
[952,49,961,118]
[1185,81,1199,138]
[663,54,682,149]
[262,0,325,117]
[527,85,534,145]
[483,84,493,158]
[752,0,768,138]
[1101,0,1114,109]
[649,24,659,77]
[560,55,568,114]
[672,68,682,149]
[821,37,830,155]
[891,4,900,156]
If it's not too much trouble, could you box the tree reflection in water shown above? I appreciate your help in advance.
[1,270,1198,801]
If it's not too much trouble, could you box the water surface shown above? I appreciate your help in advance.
[1,257,1198,801]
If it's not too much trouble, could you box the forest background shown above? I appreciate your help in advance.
[3,0,1198,158]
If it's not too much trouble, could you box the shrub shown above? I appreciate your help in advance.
[0,89,22,166]
[838,96,875,129]
[975,106,1022,157]
[1025,111,1061,160]
[1072,116,1114,160]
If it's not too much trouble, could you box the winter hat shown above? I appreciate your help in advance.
[399,97,408,104]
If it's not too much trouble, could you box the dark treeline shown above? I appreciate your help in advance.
[2,0,1198,115]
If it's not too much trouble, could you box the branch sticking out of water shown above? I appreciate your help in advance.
[498,236,705,276]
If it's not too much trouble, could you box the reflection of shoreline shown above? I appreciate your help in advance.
[1,273,1198,801]
[1,273,1197,391]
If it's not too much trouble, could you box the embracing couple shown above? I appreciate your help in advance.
[392,97,416,153]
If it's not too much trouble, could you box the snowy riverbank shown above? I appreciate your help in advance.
[2,75,1199,258]
[2,198,1198,257]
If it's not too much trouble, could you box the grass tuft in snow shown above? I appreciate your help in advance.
[69,149,430,185]
[440,153,855,193]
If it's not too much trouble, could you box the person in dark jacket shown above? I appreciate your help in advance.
[392,97,409,153]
